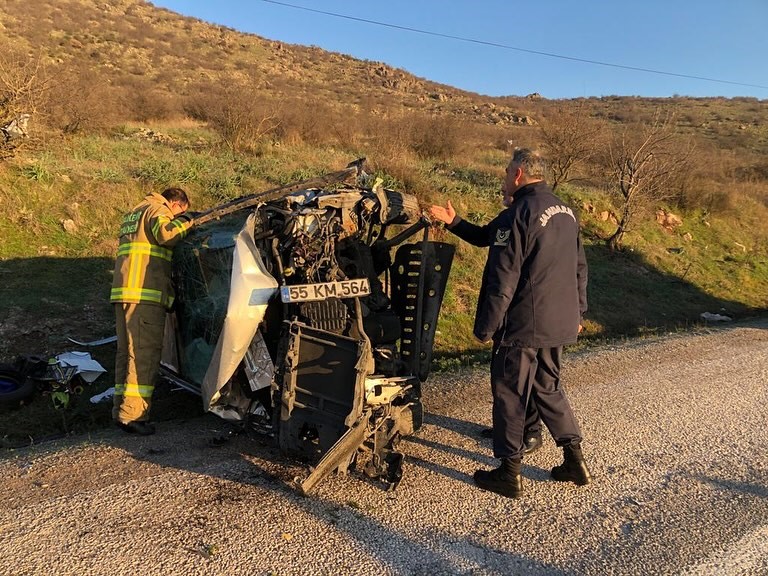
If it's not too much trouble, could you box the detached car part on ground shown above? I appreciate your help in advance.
[165,160,454,494]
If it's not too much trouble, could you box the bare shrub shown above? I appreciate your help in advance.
[493,125,538,155]
[186,83,281,152]
[45,65,123,133]
[669,145,728,214]
[538,104,606,190]
[122,79,180,122]
[0,48,53,152]
[366,111,463,163]
[407,114,462,160]
[363,113,413,167]
[275,98,352,147]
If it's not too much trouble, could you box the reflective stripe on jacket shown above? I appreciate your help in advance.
[110,192,192,308]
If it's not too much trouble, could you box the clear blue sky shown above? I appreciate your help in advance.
[150,0,768,100]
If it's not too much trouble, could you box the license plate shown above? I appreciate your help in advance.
[280,278,371,303]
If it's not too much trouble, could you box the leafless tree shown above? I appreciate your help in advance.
[0,50,45,119]
[0,49,53,149]
[538,104,605,190]
[602,112,694,250]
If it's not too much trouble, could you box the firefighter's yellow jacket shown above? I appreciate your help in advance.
[110,192,192,309]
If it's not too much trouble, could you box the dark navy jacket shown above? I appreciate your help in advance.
[449,181,587,348]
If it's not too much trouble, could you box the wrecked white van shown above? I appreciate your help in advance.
[164,160,454,494]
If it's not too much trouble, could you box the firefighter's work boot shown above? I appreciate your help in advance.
[473,458,523,498]
[116,420,156,436]
[551,443,592,485]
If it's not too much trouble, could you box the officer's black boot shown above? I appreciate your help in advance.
[523,433,542,455]
[479,429,542,455]
[551,443,592,486]
[473,458,523,498]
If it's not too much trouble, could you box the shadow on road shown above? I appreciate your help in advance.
[694,474,768,500]
[111,419,572,575]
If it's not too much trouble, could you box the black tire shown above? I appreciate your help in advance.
[0,365,36,410]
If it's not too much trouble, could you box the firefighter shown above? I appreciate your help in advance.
[111,187,194,435]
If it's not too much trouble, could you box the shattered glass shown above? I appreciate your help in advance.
[173,214,245,387]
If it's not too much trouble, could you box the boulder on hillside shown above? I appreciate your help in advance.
[656,209,683,231]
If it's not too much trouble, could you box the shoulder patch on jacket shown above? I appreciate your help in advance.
[494,228,511,246]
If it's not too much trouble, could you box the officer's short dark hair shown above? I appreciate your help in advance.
[161,187,190,207]
[511,148,545,179]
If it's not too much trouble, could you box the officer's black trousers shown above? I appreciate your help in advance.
[491,346,582,459]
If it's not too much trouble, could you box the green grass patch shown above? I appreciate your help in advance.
[1,126,767,443]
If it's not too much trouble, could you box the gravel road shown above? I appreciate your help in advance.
[1,320,767,576]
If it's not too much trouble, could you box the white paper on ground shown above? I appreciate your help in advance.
[56,351,107,383]
[90,386,115,404]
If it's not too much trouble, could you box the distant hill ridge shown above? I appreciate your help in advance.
[1,0,765,153]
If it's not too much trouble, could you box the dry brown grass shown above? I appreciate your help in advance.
[0,0,765,216]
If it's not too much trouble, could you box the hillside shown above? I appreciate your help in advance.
[2,0,766,152]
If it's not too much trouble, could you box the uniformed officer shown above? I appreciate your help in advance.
[431,148,591,498]
[111,187,194,435]
[430,178,544,456]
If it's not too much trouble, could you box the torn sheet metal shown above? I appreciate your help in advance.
[201,212,278,416]
[243,331,274,392]
[67,335,117,347]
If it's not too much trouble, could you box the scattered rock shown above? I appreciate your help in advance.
[133,128,173,144]
[61,219,77,234]
[66,203,81,225]
[656,209,683,231]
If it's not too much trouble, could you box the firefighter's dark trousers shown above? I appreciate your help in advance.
[491,346,583,460]
[112,302,166,423]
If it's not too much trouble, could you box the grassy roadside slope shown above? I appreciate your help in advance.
[1,122,766,445]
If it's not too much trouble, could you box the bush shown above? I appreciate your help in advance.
[406,114,463,160]
[45,66,124,134]
[274,98,354,147]
[185,83,281,152]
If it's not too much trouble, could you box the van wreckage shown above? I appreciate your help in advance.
[162,160,454,494]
